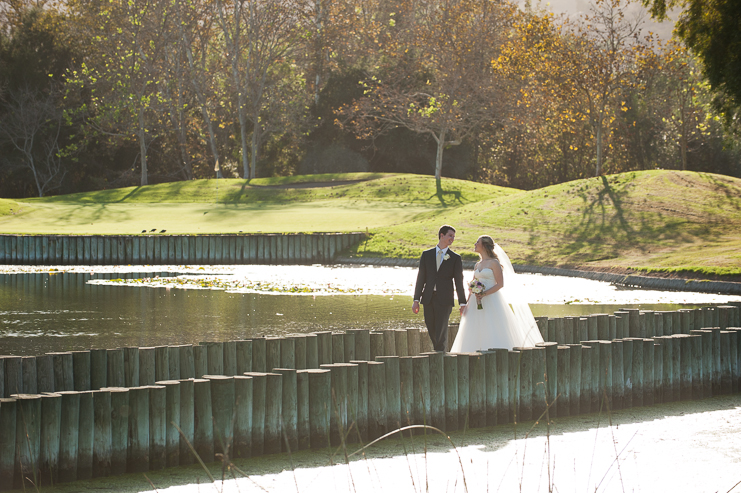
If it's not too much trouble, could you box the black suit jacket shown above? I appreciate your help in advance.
[414,247,467,306]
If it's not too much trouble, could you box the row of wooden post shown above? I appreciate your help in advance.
[0,305,740,489]
[3,306,739,400]
[2,328,740,490]
[0,233,365,265]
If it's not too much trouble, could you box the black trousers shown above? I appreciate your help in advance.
[423,292,453,352]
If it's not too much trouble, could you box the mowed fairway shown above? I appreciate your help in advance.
[0,200,436,234]
[0,174,512,234]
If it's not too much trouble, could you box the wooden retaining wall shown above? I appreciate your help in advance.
[0,304,740,489]
[0,233,365,265]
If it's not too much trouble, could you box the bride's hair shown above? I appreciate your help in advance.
[479,235,498,260]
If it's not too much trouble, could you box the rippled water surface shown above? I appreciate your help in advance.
[1,264,739,356]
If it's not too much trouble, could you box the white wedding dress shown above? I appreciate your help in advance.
[450,245,544,352]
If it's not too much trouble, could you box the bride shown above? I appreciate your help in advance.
[450,236,544,352]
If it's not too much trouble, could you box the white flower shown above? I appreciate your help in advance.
[443,253,450,261]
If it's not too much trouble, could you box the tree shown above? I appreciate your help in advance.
[0,88,67,197]
[337,0,513,183]
[558,0,648,176]
[216,0,306,179]
[68,0,171,186]
[641,0,741,125]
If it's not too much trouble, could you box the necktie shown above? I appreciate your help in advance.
[437,249,443,270]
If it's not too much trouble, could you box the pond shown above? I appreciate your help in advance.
[1,264,740,357]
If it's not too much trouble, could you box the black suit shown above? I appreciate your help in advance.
[414,247,467,351]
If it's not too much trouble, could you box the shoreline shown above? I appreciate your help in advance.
[336,256,741,296]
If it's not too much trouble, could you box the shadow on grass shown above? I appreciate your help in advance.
[522,175,714,264]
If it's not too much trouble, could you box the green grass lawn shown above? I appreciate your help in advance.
[2,170,740,278]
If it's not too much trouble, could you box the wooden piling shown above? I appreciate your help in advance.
[689,334,704,399]
[443,354,458,431]
[280,338,296,370]
[204,375,234,456]
[205,342,225,376]
[39,393,61,485]
[411,356,431,431]
[154,380,180,468]
[630,338,644,407]
[108,387,128,475]
[426,352,445,430]
[344,331,356,363]
[383,330,397,357]
[138,347,156,385]
[296,370,310,450]
[148,385,166,471]
[0,398,17,489]
[58,391,80,482]
[316,332,333,365]
[266,337,281,371]
[274,368,298,452]
[352,329,371,362]
[244,372,266,456]
[177,379,195,466]
[331,333,345,364]
[376,356,401,432]
[52,352,75,392]
[531,347,547,419]
[508,351,521,423]
[556,346,571,416]
[580,345,592,414]
[399,357,414,430]
[350,360,369,443]
[456,354,470,429]
[308,369,332,449]
[14,394,41,489]
[123,347,140,388]
[233,375,253,458]
[36,354,54,393]
[127,387,150,473]
[469,353,486,429]
[643,339,655,406]
[301,333,317,370]
[105,349,125,388]
[252,337,267,373]
[193,378,214,463]
[513,348,533,422]
[236,340,253,375]
[155,346,170,383]
[21,356,37,395]
[565,344,581,415]
[675,335,691,399]
[370,332,384,361]
[538,342,558,417]
[492,349,508,424]
[720,331,732,394]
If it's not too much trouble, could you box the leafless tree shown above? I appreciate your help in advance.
[0,87,67,196]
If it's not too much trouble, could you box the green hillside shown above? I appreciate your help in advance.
[353,170,741,277]
[2,170,740,278]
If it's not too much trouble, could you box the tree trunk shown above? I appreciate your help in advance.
[138,109,148,186]
[250,123,259,180]
[594,122,603,177]
[434,130,446,181]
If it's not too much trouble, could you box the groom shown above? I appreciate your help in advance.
[412,225,467,352]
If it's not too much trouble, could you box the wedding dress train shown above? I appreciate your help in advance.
[450,245,543,352]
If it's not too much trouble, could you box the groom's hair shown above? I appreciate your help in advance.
[438,225,455,238]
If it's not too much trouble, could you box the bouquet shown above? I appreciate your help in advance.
[469,279,486,310]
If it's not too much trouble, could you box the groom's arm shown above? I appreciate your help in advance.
[413,251,427,302]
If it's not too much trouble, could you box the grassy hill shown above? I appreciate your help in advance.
[2,170,740,278]
[352,170,741,277]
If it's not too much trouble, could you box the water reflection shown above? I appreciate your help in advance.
[1,266,739,357]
